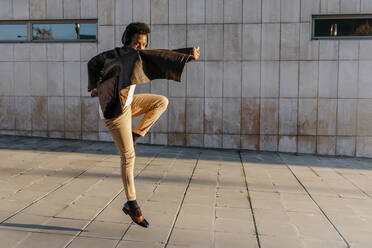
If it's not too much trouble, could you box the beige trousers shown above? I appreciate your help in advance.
[104,90,168,201]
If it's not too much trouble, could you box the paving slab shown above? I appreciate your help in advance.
[67,236,118,248]
[123,224,170,244]
[175,212,214,231]
[0,229,31,247]
[16,232,73,248]
[214,232,258,248]
[81,220,128,239]
[117,240,164,248]
[167,228,213,247]
[1,135,372,247]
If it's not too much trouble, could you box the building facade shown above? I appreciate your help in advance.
[1,0,372,157]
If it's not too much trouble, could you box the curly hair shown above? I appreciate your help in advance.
[121,22,151,46]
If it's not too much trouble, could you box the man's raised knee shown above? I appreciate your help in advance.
[158,96,168,108]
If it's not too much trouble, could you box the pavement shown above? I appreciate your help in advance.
[0,135,372,248]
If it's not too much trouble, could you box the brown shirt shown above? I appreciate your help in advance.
[119,86,131,109]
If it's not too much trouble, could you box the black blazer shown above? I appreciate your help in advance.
[87,47,193,119]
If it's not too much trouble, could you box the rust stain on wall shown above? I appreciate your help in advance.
[241,98,260,134]
[31,96,47,131]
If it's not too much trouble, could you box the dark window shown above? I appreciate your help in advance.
[32,22,96,41]
[0,24,27,41]
[0,20,97,43]
[313,15,372,39]
[79,23,97,40]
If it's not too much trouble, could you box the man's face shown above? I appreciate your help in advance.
[128,33,147,50]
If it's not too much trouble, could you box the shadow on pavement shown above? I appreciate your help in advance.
[1,135,372,171]
[0,135,238,159]
[0,222,87,232]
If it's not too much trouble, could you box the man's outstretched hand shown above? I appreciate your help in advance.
[91,88,98,97]
[192,46,200,60]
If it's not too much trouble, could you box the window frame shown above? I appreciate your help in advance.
[312,14,372,40]
[0,19,97,43]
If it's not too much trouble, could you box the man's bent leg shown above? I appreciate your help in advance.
[131,94,169,136]
[104,107,136,201]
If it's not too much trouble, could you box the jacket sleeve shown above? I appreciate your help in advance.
[87,52,105,92]
[172,48,195,62]
[136,48,193,83]
[172,48,193,55]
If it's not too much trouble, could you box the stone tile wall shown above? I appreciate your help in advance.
[1,0,372,157]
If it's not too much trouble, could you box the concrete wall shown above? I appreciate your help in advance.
[1,0,372,157]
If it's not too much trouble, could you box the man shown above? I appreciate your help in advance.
[87,22,200,228]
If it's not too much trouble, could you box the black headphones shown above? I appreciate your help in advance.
[121,29,129,46]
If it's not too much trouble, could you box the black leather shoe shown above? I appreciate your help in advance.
[122,202,149,228]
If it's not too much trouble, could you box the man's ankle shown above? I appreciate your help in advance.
[127,200,139,210]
